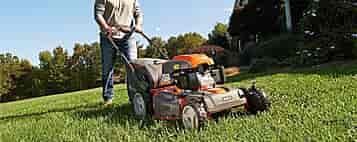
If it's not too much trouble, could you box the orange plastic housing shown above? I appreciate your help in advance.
[205,88,227,94]
[173,54,214,68]
[150,86,183,96]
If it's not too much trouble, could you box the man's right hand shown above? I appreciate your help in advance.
[104,26,114,37]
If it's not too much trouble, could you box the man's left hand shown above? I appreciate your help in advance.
[135,25,143,33]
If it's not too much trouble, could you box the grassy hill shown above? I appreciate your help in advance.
[1,63,357,142]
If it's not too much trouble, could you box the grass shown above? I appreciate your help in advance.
[1,65,357,142]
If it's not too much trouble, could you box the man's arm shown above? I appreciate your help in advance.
[134,0,143,32]
[95,0,111,33]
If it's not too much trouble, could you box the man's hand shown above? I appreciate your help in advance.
[135,25,143,33]
[104,26,114,37]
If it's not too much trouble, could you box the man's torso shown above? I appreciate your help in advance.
[104,0,136,27]
[103,0,136,38]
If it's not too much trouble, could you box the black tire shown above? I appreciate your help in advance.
[133,93,147,120]
[181,104,202,129]
[246,90,270,114]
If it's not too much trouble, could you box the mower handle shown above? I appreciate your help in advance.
[109,27,151,44]
[106,29,169,72]
[108,28,169,59]
[109,27,150,46]
[107,36,135,72]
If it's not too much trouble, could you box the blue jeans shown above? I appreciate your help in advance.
[100,33,137,102]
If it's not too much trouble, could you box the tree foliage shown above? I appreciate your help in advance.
[299,0,357,63]
[166,32,207,57]
[66,43,102,90]
[229,0,281,43]
[0,53,33,101]
[1,43,102,102]
[0,31,208,102]
[208,23,229,49]
[145,37,168,58]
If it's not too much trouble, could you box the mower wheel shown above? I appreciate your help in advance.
[246,90,270,114]
[133,92,147,120]
[181,105,201,129]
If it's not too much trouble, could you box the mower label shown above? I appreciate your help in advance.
[173,64,180,70]
[222,96,233,101]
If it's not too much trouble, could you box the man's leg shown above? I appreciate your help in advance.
[100,35,116,102]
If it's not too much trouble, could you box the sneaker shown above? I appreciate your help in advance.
[104,99,113,107]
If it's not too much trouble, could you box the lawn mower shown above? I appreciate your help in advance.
[107,30,270,129]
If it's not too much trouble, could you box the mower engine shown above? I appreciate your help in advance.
[128,54,270,129]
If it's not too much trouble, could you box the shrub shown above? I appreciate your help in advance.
[298,0,357,63]
[239,34,301,66]
[249,57,280,73]
[351,38,357,58]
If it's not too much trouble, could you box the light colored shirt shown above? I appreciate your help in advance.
[94,0,143,38]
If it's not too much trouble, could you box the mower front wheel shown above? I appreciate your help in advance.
[133,92,147,120]
[181,105,201,129]
[246,90,270,114]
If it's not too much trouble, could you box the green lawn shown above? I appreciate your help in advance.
[1,65,357,142]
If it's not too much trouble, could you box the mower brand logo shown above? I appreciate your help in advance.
[173,64,180,70]
[222,96,233,101]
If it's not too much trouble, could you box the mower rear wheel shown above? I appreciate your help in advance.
[133,92,147,120]
[181,105,201,129]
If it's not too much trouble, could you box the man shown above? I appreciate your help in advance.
[94,0,143,105]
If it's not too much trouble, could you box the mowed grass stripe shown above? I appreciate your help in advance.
[1,66,357,142]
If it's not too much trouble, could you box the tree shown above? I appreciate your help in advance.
[66,43,101,90]
[12,59,34,99]
[145,37,168,58]
[39,51,53,69]
[290,0,311,31]
[300,0,357,61]
[166,32,207,57]
[167,36,180,57]
[38,47,69,94]
[0,54,14,99]
[1,41,105,102]
[37,51,53,95]
[208,23,229,49]
[0,53,35,101]
[229,0,282,47]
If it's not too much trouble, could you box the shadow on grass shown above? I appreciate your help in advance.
[72,103,156,129]
[72,103,256,131]
[210,111,252,122]
[227,62,357,83]
[0,103,102,121]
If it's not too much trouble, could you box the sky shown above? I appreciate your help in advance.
[0,0,235,65]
